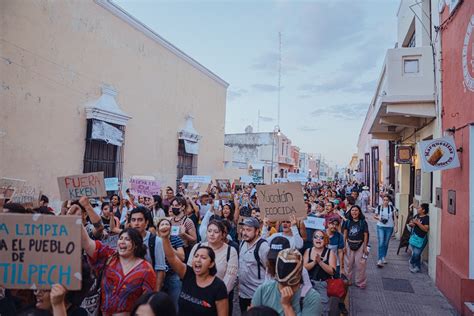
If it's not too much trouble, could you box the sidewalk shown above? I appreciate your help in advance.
[349,216,458,316]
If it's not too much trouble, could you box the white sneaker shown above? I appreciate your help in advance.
[377,260,384,268]
[382,258,387,264]
[409,266,419,273]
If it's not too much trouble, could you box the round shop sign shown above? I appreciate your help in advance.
[423,139,456,168]
[462,15,474,92]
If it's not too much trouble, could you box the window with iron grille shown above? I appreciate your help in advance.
[83,119,124,186]
[176,139,197,188]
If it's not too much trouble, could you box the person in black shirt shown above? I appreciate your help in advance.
[408,203,430,273]
[158,221,228,316]
[303,229,336,314]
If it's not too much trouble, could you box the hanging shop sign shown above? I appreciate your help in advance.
[396,145,413,164]
[418,136,460,172]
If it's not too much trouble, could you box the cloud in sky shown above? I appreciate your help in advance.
[311,103,368,120]
[227,88,248,101]
[252,83,281,92]
[298,126,319,132]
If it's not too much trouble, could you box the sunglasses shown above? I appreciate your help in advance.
[313,235,324,240]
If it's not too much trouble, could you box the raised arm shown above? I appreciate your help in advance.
[158,225,186,279]
[68,204,96,257]
[79,197,104,238]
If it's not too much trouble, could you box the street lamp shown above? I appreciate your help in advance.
[270,125,280,184]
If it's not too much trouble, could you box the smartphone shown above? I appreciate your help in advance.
[214,200,220,209]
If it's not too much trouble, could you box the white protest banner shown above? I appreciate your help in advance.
[181,175,211,184]
[0,213,83,290]
[304,216,326,230]
[130,177,161,198]
[273,178,289,183]
[57,172,106,201]
[104,177,119,191]
[256,182,307,221]
[240,175,254,184]
[287,173,308,183]
[185,182,205,197]
[418,136,460,172]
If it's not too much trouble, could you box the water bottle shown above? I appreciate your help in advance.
[361,245,371,261]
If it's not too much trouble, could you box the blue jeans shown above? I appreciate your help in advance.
[410,237,428,269]
[376,226,394,260]
[163,273,182,310]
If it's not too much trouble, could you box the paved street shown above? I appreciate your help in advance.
[349,216,458,316]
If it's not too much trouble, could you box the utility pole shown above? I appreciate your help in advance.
[277,31,281,128]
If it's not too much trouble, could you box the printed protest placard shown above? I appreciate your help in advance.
[0,213,83,290]
[256,182,307,221]
[216,179,232,201]
[57,172,106,201]
[304,216,326,230]
[129,177,161,198]
[181,175,211,184]
[104,177,119,191]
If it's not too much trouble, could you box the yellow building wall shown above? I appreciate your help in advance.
[0,0,227,205]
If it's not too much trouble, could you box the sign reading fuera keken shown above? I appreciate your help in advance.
[57,172,106,201]
[0,213,83,290]
[256,182,306,221]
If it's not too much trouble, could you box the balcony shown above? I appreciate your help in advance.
[368,46,436,140]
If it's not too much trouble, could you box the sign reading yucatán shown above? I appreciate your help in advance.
[0,213,82,290]
[57,172,106,200]
[256,182,307,221]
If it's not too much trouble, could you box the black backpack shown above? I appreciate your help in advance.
[148,234,157,269]
[240,238,268,279]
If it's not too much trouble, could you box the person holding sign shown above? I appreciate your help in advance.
[158,223,229,316]
[74,198,156,315]
[262,215,304,250]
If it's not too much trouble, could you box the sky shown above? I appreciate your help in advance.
[115,0,400,167]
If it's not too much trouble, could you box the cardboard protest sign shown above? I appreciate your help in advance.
[256,182,307,221]
[181,175,211,184]
[186,182,204,197]
[0,178,26,201]
[57,172,106,201]
[10,186,41,208]
[129,177,161,198]
[304,216,326,230]
[104,177,119,191]
[0,213,83,290]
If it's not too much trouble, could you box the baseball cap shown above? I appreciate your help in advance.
[268,236,290,260]
[239,217,260,229]
[275,248,303,286]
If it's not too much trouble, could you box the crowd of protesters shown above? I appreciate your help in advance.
[0,179,430,316]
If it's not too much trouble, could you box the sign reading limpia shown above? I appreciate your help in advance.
[256,182,306,221]
[418,136,460,172]
[0,213,82,290]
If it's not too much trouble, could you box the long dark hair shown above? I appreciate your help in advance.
[110,194,121,206]
[119,228,147,258]
[131,291,177,316]
[152,195,163,211]
[347,205,365,221]
[222,203,235,221]
[194,245,217,276]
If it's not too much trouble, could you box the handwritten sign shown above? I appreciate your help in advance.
[181,175,211,184]
[130,177,161,198]
[0,178,26,201]
[57,172,106,201]
[104,177,119,191]
[304,216,325,230]
[0,213,82,290]
[186,182,204,197]
[10,186,41,208]
[256,182,307,221]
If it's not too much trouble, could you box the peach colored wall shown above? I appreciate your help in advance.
[0,0,227,207]
[437,1,474,313]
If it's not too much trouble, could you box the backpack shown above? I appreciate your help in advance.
[149,234,157,269]
[377,205,395,220]
[239,238,268,279]
[196,242,233,262]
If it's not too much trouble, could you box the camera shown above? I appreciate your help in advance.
[380,218,388,224]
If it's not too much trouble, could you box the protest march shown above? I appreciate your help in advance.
[0,173,417,316]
